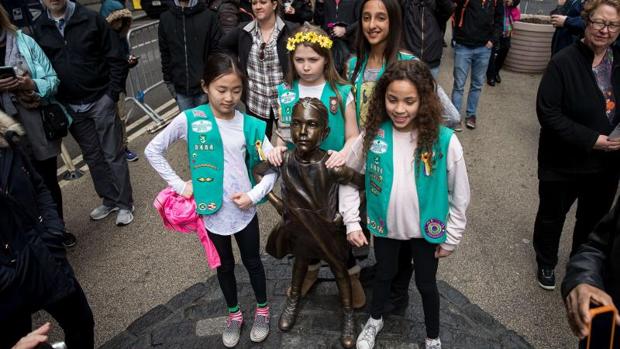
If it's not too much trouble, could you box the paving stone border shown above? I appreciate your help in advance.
[101,254,533,349]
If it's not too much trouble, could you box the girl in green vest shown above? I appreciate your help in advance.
[267,24,367,309]
[340,60,470,349]
[145,53,278,348]
[346,0,460,129]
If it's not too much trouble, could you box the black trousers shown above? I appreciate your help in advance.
[0,280,94,349]
[486,36,511,80]
[533,172,619,268]
[207,216,267,308]
[32,156,63,220]
[371,237,440,339]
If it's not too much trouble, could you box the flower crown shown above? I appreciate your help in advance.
[286,31,333,52]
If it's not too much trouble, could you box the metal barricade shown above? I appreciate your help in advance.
[124,20,169,128]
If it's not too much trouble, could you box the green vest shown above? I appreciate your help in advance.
[347,52,417,127]
[276,80,352,151]
[185,104,266,215]
[365,122,453,244]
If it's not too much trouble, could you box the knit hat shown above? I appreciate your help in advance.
[0,111,25,148]
[99,0,129,21]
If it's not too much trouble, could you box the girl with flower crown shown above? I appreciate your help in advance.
[267,24,366,311]
[341,60,470,349]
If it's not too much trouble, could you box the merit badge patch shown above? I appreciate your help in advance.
[191,120,213,133]
[424,219,446,239]
[192,110,207,118]
[329,97,338,114]
[207,202,217,210]
[280,91,296,104]
[370,139,388,154]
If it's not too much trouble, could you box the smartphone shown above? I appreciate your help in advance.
[0,66,16,79]
[586,305,617,349]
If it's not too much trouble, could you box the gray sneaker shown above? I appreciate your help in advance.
[250,310,270,343]
[223,318,243,348]
[90,205,119,220]
[115,207,134,226]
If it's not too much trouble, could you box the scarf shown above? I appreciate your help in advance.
[154,187,221,269]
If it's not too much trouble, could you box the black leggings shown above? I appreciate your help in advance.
[0,280,94,349]
[207,216,267,308]
[32,156,63,220]
[371,237,440,339]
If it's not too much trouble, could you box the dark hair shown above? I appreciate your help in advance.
[350,0,403,83]
[362,60,442,160]
[292,97,329,128]
[202,53,246,100]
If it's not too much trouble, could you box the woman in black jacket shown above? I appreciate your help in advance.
[0,113,94,349]
[562,197,620,347]
[314,0,361,73]
[220,0,297,138]
[281,0,313,24]
[533,0,620,291]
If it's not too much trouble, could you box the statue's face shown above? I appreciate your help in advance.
[291,111,328,158]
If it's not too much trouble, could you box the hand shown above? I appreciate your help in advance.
[565,284,620,339]
[557,0,566,5]
[17,74,36,91]
[12,322,51,349]
[551,14,567,28]
[593,135,620,151]
[0,76,20,91]
[231,192,253,209]
[347,230,368,247]
[332,26,346,38]
[128,55,139,67]
[181,180,193,199]
[285,5,295,14]
[434,245,453,258]
[325,149,346,168]
[485,41,493,49]
[267,146,287,166]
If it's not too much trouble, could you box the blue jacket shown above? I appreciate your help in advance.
[15,30,59,100]
[551,0,584,55]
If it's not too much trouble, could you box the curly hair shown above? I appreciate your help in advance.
[362,60,442,161]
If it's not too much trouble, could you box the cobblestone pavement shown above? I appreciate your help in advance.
[101,254,532,349]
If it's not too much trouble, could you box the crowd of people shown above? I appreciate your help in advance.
[0,0,619,348]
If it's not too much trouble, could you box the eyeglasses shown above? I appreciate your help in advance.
[258,42,267,61]
[588,18,620,33]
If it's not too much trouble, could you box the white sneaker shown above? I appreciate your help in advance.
[89,205,118,220]
[425,337,441,349]
[356,317,383,349]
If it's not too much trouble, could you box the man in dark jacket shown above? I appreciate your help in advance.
[450,0,503,130]
[0,113,94,349]
[159,0,222,111]
[401,0,455,77]
[314,0,361,73]
[33,0,135,226]
[281,0,313,25]
[562,199,620,347]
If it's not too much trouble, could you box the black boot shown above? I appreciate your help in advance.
[495,72,502,83]
[340,309,355,348]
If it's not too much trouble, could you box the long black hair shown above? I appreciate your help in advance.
[350,0,403,84]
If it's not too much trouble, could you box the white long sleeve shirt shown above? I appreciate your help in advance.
[145,111,277,235]
[339,129,470,251]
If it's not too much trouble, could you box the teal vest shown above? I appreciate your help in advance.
[365,122,453,244]
[276,80,352,151]
[347,52,417,126]
[185,105,266,215]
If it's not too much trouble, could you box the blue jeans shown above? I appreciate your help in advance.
[451,44,492,118]
[175,92,207,112]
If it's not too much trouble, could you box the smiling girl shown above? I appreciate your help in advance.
[145,53,277,348]
[339,60,470,349]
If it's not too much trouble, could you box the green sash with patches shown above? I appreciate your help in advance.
[347,52,417,127]
[276,80,352,151]
[186,104,266,215]
[365,121,453,244]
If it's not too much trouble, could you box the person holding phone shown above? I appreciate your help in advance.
[562,195,620,348]
[533,0,620,291]
[550,0,586,55]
